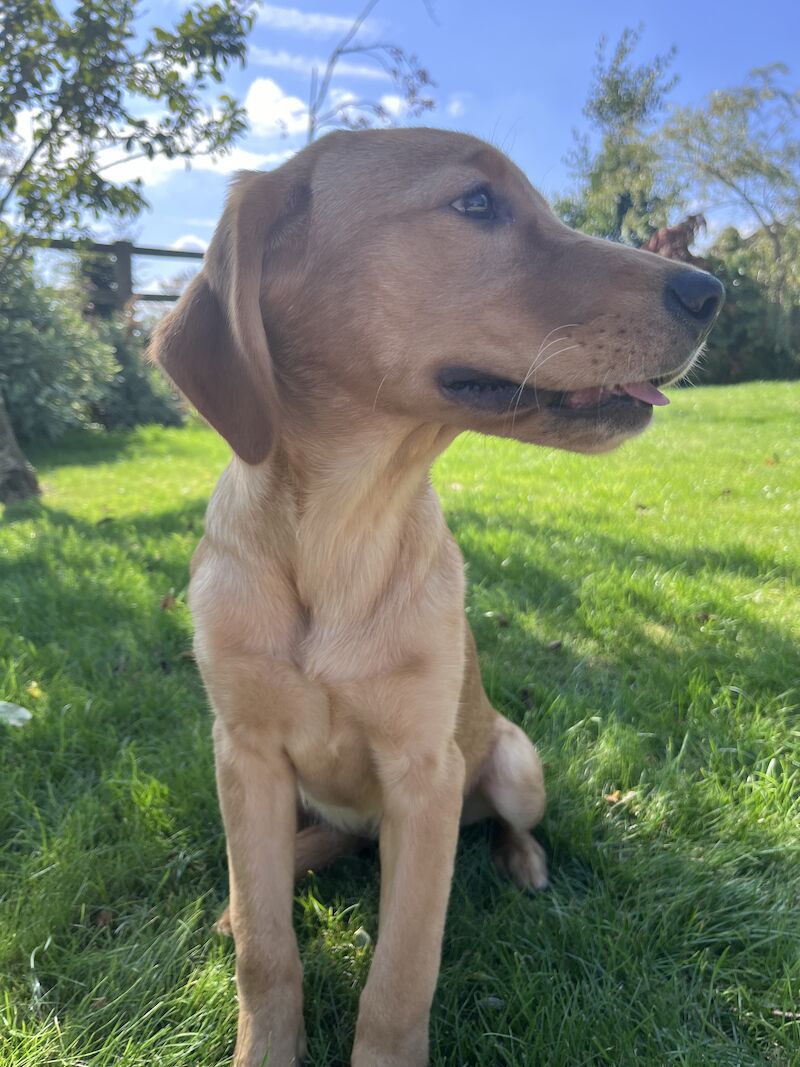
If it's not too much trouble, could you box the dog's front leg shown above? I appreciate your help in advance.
[352,741,465,1067]
[213,719,305,1067]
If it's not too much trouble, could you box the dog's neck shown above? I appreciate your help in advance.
[211,410,459,627]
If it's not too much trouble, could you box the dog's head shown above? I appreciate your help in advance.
[152,128,723,462]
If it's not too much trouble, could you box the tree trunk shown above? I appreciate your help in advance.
[0,392,39,503]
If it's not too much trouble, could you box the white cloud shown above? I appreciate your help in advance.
[170,233,209,252]
[379,94,407,118]
[97,144,294,188]
[330,87,357,106]
[323,87,363,127]
[257,4,368,36]
[244,77,309,136]
[446,93,469,118]
[249,45,390,81]
[137,274,197,296]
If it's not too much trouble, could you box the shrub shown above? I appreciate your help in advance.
[0,262,119,443]
[696,228,799,385]
[90,315,184,431]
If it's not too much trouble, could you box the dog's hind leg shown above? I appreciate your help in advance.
[215,823,368,936]
[464,714,549,891]
[294,821,370,878]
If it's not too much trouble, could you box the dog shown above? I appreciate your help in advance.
[152,127,723,1066]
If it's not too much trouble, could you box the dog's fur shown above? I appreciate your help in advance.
[152,128,721,1066]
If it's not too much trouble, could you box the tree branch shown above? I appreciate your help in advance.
[0,115,59,217]
[307,0,382,143]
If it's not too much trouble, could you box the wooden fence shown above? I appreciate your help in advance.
[30,237,205,309]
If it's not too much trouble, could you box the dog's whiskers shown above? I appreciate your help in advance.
[371,374,389,412]
[507,323,580,428]
[508,325,579,413]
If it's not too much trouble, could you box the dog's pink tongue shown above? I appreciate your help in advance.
[621,381,670,406]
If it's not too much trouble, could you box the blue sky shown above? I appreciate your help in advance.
[118,0,799,289]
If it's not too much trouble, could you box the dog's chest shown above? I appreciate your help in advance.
[297,782,382,837]
[287,689,384,836]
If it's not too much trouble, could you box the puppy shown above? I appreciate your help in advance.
[152,128,723,1066]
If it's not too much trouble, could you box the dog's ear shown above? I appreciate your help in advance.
[151,168,302,464]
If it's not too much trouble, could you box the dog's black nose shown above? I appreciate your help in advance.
[665,270,725,328]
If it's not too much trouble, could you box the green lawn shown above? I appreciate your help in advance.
[1,381,798,1066]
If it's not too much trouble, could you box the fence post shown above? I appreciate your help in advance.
[112,241,134,308]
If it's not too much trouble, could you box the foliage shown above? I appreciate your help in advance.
[0,261,118,443]
[558,30,799,380]
[91,315,185,431]
[1,387,798,1063]
[0,259,183,443]
[0,0,252,276]
[554,26,682,246]
[61,251,185,431]
[0,0,252,489]
[659,64,800,348]
[696,227,799,384]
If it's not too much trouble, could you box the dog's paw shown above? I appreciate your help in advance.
[493,828,549,891]
[215,904,232,937]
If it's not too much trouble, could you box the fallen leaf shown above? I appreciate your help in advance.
[0,702,32,727]
[96,909,114,928]
[604,789,637,805]
[177,649,195,661]
[160,591,177,611]
[25,680,43,699]
[545,640,563,652]
[483,611,510,627]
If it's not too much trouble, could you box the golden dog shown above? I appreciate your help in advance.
[152,128,723,1066]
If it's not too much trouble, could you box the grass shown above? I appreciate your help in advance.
[1,380,798,1066]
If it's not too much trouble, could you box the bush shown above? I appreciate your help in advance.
[0,258,184,444]
[90,315,184,431]
[0,262,119,443]
[696,228,799,385]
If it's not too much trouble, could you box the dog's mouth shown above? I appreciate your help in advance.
[437,366,673,418]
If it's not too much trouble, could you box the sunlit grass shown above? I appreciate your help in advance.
[1,382,798,1065]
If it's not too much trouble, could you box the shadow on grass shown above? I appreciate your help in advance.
[446,503,797,586]
[447,504,798,698]
[23,428,140,471]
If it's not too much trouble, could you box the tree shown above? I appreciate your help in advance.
[0,0,253,501]
[0,393,38,503]
[698,226,799,383]
[304,0,434,143]
[659,64,800,349]
[555,26,682,246]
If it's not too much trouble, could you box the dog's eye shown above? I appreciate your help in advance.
[451,187,495,220]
